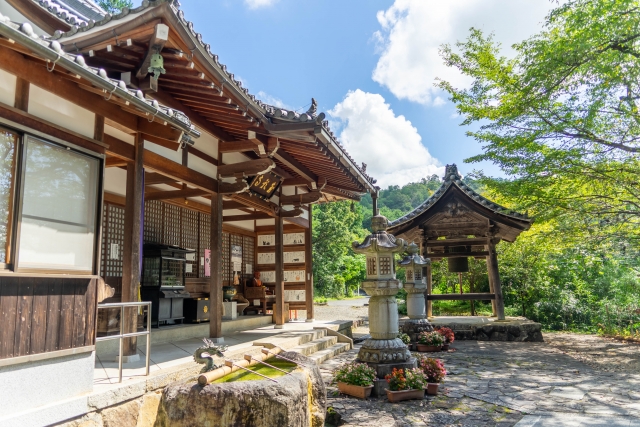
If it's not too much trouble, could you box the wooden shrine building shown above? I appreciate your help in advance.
[387,164,532,320]
[0,1,376,424]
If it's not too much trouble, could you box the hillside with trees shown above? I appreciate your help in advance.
[313,0,640,339]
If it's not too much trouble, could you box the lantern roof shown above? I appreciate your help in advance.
[352,215,407,254]
[398,242,430,266]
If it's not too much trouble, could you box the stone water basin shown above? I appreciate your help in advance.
[154,351,326,427]
[211,359,297,383]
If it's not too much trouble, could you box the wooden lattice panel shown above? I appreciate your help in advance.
[222,232,230,284]
[163,204,181,246]
[182,208,199,278]
[199,212,210,277]
[100,203,108,278]
[104,203,124,277]
[143,200,163,244]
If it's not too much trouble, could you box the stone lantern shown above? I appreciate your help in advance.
[353,215,415,392]
[398,243,433,345]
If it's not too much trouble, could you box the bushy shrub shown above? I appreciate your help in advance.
[385,368,426,391]
[416,356,447,383]
[397,332,411,344]
[435,327,455,344]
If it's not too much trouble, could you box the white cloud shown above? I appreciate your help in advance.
[329,90,444,189]
[244,0,278,9]
[372,0,553,105]
[256,91,292,110]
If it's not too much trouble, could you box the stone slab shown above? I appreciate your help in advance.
[424,316,544,342]
[515,414,635,427]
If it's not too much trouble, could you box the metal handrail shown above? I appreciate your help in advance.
[96,301,151,383]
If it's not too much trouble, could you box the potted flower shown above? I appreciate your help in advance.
[334,362,377,399]
[385,368,426,402]
[417,356,447,395]
[435,327,455,351]
[416,331,444,352]
[397,332,411,345]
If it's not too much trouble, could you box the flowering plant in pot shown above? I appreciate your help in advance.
[435,327,455,350]
[397,332,411,345]
[334,362,377,399]
[417,331,444,352]
[385,368,426,402]
[416,355,447,395]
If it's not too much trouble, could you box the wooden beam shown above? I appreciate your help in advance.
[106,157,129,168]
[136,24,169,80]
[218,158,275,178]
[427,293,496,301]
[425,238,489,247]
[219,178,249,194]
[272,150,317,183]
[144,172,178,185]
[144,149,217,193]
[279,191,323,205]
[144,188,209,201]
[218,140,259,154]
[427,251,489,258]
[279,207,304,218]
[223,213,271,222]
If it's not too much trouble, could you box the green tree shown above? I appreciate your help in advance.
[98,0,133,14]
[438,0,640,242]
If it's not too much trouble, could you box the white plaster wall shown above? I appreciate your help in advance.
[256,218,275,226]
[301,208,309,220]
[222,152,250,164]
[194,127,218,159]
[0,2,48,36]
[188,153,216,178]
[191,196,211,206]
[223,209,247,216]
[281,185,296,196]
[144,139,181,164]
[0,68,16,107]
[104,124,134,144]
[226,220,254,231]
[0,351,94,422]
[104,167,127,196]
[28,85,95,138]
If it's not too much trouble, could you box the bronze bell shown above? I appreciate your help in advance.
[447,246,469,273]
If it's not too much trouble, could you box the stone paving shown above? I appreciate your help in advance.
[319,335,640,426]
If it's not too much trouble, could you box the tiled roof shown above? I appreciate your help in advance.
[388,164,532,228]
[0,12,199,137]
[30,0,106,27]
[43,0,375,188]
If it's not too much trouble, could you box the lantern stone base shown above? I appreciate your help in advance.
[356,338,411,364]
[401,318,434,344]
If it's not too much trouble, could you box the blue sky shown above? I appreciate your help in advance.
[177,0,555,189]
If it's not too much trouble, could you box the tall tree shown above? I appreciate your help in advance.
[98,0,133,14]
[438,0,640,242]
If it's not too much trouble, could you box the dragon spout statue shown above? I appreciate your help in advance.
[193,338,228,373]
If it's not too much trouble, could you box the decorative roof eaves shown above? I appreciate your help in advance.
[388,164,533,228]
[0,15,199,139]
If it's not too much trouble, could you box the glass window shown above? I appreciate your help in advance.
[0,127,17,264]
[16,136,100,272]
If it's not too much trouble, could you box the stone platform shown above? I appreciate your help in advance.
[410,316,543,342]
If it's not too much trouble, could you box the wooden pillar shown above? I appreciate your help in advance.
[487,239,505,320]
[274,214,285,328]
[372,190,379,216]
[209,191,223,340]
[425,263,433,318]
[122,132,144,357]
[486,258,497,317]
[14,77,29,111]
[305,207,314,322]
[94,115,105,277]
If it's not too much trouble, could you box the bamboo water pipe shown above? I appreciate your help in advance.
[197,346,284,386]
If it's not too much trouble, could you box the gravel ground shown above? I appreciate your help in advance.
[314,303,369,322]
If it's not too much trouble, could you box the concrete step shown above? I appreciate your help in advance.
[288,336,338,356]
[307,342,351,365]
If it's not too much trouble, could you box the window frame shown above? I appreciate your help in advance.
[0,123,104,276]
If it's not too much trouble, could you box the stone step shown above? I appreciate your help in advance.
[253,328,327,350]
[288,336,338,356]
[306,342,351,365]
